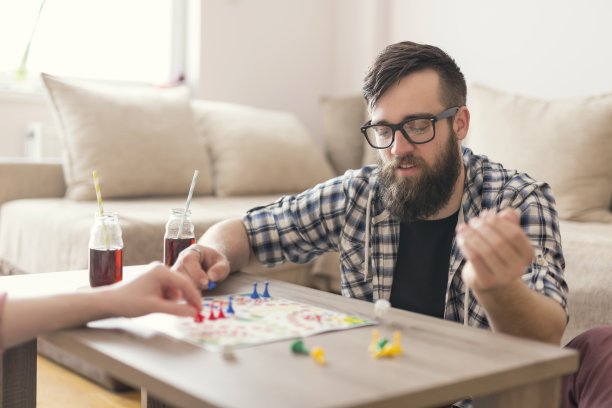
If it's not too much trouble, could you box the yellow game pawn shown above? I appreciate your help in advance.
[368,329,380,355]
[389,331,403,356]
[373,332,403,358]
[310,346,326,365]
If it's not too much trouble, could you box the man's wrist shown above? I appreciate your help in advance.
[472,277,525,304]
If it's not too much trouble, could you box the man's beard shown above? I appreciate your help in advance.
[378,131,462,223]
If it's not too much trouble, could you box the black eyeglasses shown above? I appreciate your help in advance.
[360,107,460,149]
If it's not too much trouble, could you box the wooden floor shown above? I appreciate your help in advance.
[37,354,140,407]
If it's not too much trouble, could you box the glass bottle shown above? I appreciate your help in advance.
[88,212,123,287]
[163,208,195,267]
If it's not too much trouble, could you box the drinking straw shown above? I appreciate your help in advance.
[92,170,110,249]
[177,170,199,239]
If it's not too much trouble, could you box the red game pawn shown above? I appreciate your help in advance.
[217,301,226,319]
[194,311,205,323]
[208,304,217,320]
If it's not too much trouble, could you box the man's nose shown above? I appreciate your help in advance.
[390,129,415,156]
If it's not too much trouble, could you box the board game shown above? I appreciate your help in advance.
[132,287,376,351]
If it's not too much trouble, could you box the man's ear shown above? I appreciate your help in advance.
[453,106,470,141]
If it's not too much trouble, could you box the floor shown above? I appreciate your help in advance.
[37,354,140,407]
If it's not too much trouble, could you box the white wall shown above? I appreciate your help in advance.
[0,92,52,157]
[2,0,612,157]
[330,0,390,96]
[387,0,612,99]
[195,0,335,141]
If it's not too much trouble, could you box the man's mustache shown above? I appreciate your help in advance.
[385,156,425,169]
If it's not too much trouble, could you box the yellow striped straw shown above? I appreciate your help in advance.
[92,170,105,216]
[92,170,110,248]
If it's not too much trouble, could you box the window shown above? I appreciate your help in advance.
[0,0,185,86]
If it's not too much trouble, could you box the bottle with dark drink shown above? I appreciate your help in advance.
[163,208,195,267]
[88,212,123,287]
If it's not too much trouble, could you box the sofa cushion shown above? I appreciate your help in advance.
[559,220,612,344]
[191,100,335,196]
[0,196,281,273]
[320,95,367,174]
[41,74,213,200]
[467,84,612,222]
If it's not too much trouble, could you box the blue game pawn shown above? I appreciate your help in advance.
[250,281,260,299]
[226,295,235,315]
[262,281,271,298]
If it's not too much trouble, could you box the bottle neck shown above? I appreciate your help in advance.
[166,208,194,239]
[95,212,119,223]
[170,208,191,219]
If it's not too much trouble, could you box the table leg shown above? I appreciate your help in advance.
[473,377,560,408]
[141,389,175,408]
[0,339,37,408]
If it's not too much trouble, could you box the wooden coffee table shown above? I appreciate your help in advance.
[0,266,578,407]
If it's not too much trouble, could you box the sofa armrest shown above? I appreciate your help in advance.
[0,159,66,205]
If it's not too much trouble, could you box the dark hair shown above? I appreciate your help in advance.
[363,41,466,111]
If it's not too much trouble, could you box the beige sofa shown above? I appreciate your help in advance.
[0,78,611,386]
[0,75,345,291]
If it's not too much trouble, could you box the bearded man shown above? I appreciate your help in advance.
[174,41,568,347]
[172,41,612,408]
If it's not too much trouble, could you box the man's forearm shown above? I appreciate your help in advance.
[198,218,259,272]
[473,279,567,345]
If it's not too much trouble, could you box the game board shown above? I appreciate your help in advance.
[133,292,376,351]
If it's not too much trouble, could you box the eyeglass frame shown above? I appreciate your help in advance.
[360,106,460,149]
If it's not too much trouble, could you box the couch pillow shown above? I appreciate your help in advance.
[191,100,335,196]
[467,84,612,222]
[41,73,213,200]
[320,95,368,174]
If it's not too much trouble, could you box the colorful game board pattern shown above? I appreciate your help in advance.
[135,293,376,351]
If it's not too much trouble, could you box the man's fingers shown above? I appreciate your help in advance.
[174,254,209,289]
[498,207,520,223]
[480,209,535,264]
[460,220,508,274]
[207,258,230,281]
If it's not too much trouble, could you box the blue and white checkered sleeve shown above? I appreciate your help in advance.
[243,177,347,267]
[497,178,569,319]
[520,185,569,319]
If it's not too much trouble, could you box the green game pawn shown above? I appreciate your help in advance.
[376,337,389,352]
[291,339,310,355]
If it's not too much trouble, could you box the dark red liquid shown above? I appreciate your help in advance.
[164,237,196,267]
[89,248,123,287]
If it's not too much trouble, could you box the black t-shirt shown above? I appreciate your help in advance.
[389,211,459,319]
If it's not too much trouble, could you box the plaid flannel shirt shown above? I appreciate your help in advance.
[244,147,569,328]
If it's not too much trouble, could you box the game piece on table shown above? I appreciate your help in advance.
[291,339,310,355]
[374,342,402,359]
[374,299,391,320]
[208,304,217,320]
[226,295,235,315]
[250,281,260,299]
[376,337,389,352]
[217,301,226,319]
[206,281,217,290]
[390,331,403,355]
[310,346,326,365]
[372,332,403,359]
[262,281,271,298]
[368,329,380,354]
[194,311,205,323]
